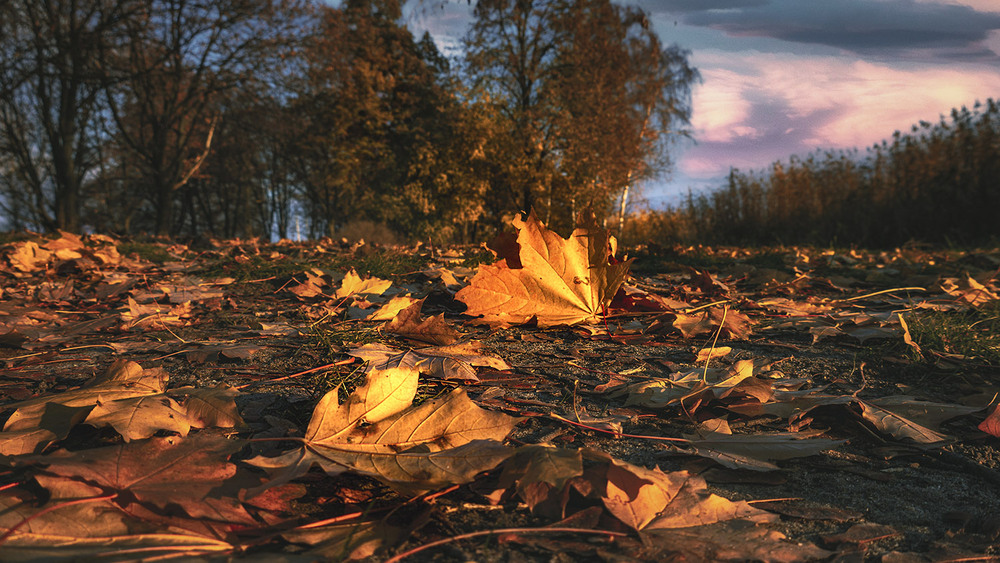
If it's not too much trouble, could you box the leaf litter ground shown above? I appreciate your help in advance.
[0,225,999,561]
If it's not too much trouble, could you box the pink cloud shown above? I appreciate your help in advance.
[683,50,1000,179]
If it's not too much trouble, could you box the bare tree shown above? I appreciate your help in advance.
[101,0,306,235]
[0,0,135,231]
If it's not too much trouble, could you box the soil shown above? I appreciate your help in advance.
[1,237,999,562]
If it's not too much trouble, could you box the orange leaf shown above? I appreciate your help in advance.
[456,211,630,327]
[979,405,1000,437]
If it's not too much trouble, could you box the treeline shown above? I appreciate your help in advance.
[633,100,1000,247]
[0,0,697,241]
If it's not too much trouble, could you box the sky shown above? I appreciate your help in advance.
[405,0,1000,208]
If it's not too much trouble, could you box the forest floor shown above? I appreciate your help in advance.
[0,229,999,562]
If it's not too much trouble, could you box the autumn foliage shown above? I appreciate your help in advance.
[1,218,999,559]
[0,0,696,242]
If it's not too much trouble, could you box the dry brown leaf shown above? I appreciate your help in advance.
[288,270,328,299]
[683,430,845,471]
[857,400,948,444]
[492,444,585,517]
[494,446,775,532]
[619,360,756,410]
[84,395,193,441]
[282,509,429,560]
[868,396,981,430]
[42,432,245,516]
[821,522,900,547]
[184,344,262,364]
[248,366,520,494]
[384,298,460,346]
[642,520,831,562]
[456,211,631,327]
[757,297,833,316]
[696,346,732,363]
[602,457,685,530]
[0,361,238,453]
[0,491,233,560]
[649,306,754,340]
[120,297,192,329]
[940,275,998,307]
[0,360,168,454]
[169,385,243,429]
[6,241,52,272]
[898,313,922,356]
[348,342,510,381]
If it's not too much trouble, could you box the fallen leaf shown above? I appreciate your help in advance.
[821,522,899,547]
[384,298,460,345]
[1,360,169,454]
[367,295,420,321]
[978,404,1000,437]
[169,385,244,429]
[649,306,754,340]
[602,457,685,530]
[898,313,922,356]
[337,268,392,299]
[492,444,584,517]
[493,446,775,531]
[348,342,510,381]
[0,489,233,560]
[456,211,631,327]
[184,344,261,364]
[6,241,52,272]
[618,360,757,410]
[283,518,402,560]
[868,396,981,430]
[84,395,193,441]
[248,366,520,494]
[120,297,192,329]
[42,432,245,516]
[857,400,948,444]
[282,509,430,560]
[696,346,732,363]
[683,430,845,471]
[751,500,862,522]
[940,275,998,307]
[642,520,831,562]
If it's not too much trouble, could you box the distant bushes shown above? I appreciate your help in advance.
[630,99,1000,247]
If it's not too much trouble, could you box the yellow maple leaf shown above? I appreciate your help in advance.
[456,211,631,327]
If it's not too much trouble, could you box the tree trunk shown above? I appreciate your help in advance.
[617,175,631,238]
[155,179,173,235]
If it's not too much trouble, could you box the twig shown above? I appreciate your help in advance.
[94,544,233,561]
[841,287,926,302]
[683,299,730,314]
[747,497,803,504]
[549,413,689,443]
[384,527,627,563]
[0,482,21,493]
[702,305,728,384]
[235,358,356,390]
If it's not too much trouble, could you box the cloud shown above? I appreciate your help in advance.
[681,51,1000,179]
[636,0,768,12]
[655,0,1000,58]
